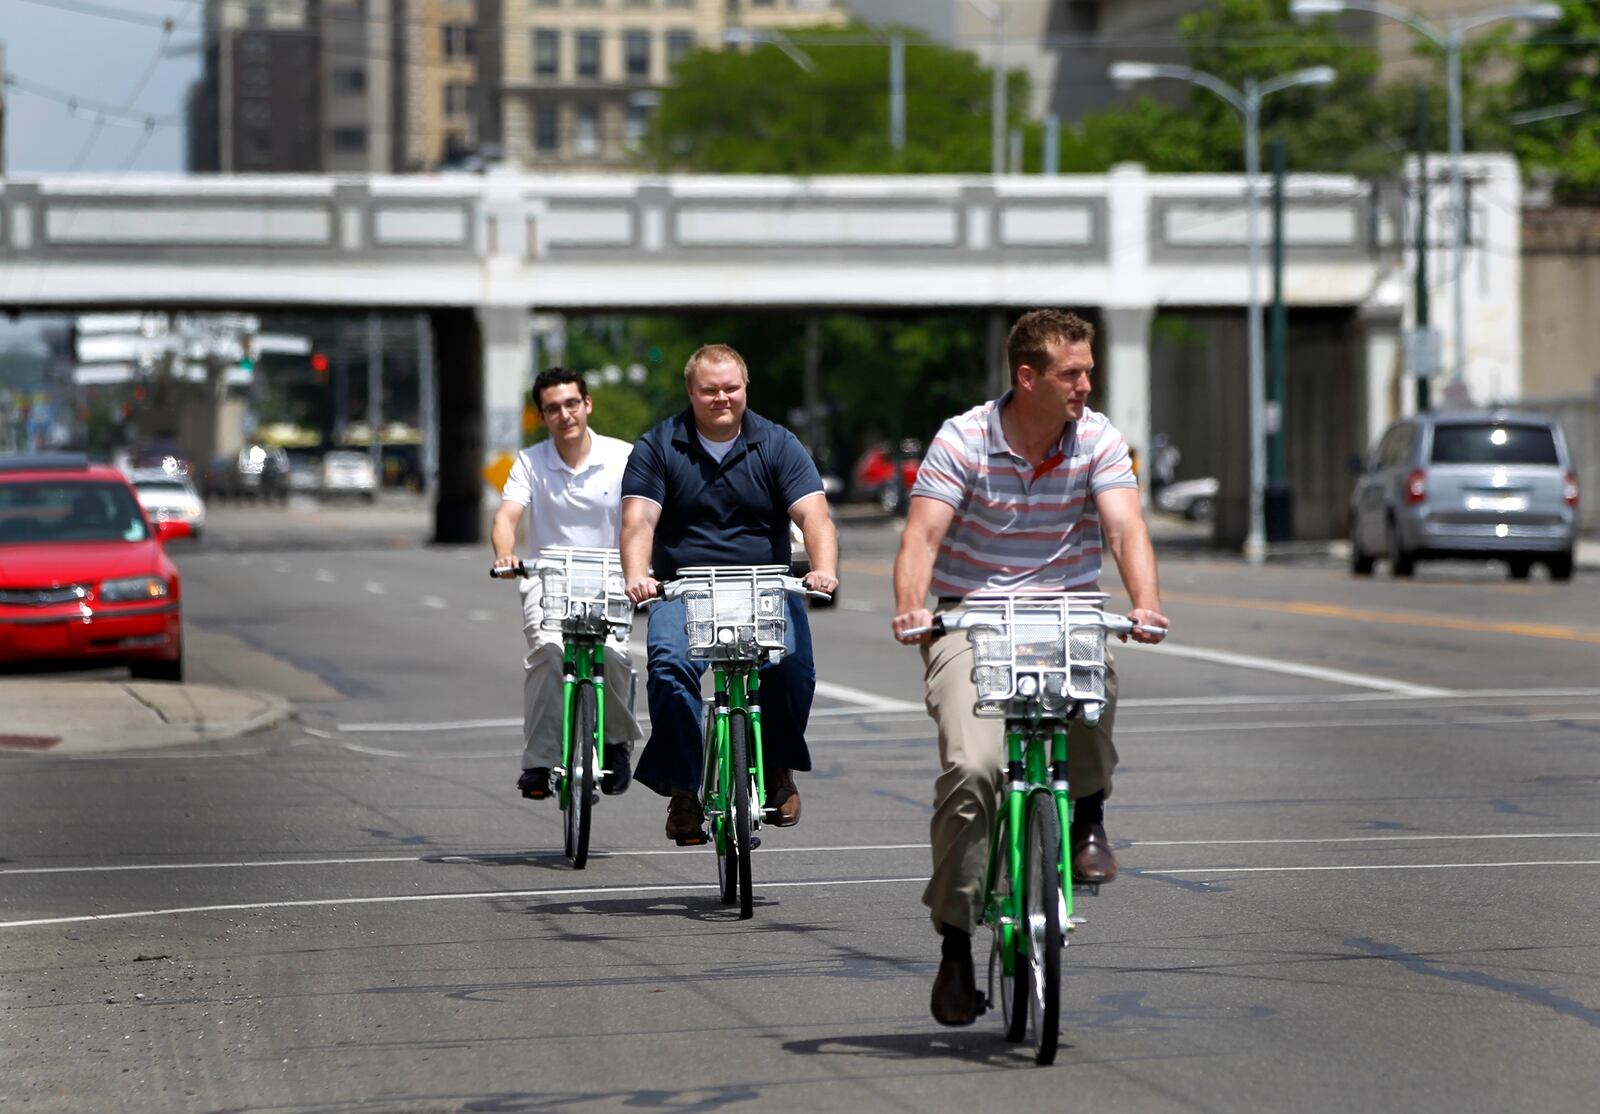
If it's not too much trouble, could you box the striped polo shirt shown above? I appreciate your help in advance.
[912,393,1137,597]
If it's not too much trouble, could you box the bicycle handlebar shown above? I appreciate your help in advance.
[644,574,832,605]
[900,609,1167,642]
[488,562,528,580]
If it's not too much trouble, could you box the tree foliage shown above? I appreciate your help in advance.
[1509,0,1600,202]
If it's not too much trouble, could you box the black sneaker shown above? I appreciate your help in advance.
[601,748,632,796]
[517,767,552,800]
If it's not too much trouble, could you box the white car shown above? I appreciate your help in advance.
[1155,476,1218,522]
[129,470,207,538]
[321,450,378,502]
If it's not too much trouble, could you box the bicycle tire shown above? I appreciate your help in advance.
[729,710,755,920]
[564,682,596,870]
[987,811,1028,1043]
[712,712,737,906]
[1025,793,1063,1065]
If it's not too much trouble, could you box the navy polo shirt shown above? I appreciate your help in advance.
[622,408,824,578]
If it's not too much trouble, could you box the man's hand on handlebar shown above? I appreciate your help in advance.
[892,607,936,646]
[802,570,838,597]
[625,575,661,606]
[1124,607,1170,644]
[493,554,520,571]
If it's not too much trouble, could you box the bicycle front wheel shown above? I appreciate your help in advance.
[1024,794,1063,1065]
[712,712,737,906]
[563,681,597,870]
[728,711,755,920]
[987,811,1028,1043]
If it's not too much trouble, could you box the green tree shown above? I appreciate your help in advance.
[641,24,1029,174]
[1510,0,1600,202]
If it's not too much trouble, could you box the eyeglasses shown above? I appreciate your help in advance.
[540,398,585,419]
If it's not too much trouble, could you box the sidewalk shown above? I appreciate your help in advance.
[0,680,290,755]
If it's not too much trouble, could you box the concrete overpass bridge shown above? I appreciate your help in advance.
[0,162,1522,543]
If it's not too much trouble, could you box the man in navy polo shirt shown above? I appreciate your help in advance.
[621,343,840,843]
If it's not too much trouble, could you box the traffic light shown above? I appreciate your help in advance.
[239,338,256,375]
[311,352,329,380]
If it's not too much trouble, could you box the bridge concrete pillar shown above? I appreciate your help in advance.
[1102,306,1153,495]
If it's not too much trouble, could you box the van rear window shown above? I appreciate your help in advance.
[1430,424,1559,466]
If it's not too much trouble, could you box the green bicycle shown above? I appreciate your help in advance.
[915,592,1154,1065]
[652,565,827,920]
[492,546,633,869]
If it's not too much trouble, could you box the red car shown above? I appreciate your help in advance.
[0,454,190,681]
[852,439,923,514]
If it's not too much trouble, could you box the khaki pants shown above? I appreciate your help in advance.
[920,633,1118,936]
[521,579,642,770]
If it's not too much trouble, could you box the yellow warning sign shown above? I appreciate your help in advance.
[482,452,515,493]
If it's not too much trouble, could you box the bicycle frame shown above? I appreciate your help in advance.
[557,633,607,810]
[982,719,1075,967]
[701,663,767,836]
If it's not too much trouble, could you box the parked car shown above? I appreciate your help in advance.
[321,450,378,502]
[285,449,324,495]
[128,469,207,539]
[1350,410,1579,580]
[0,453,189,680]
[204,445,290,503]
[1155,476,1219,522]
[851,439,923,514]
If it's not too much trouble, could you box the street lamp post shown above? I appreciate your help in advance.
[963,0,1007,176]
[1110,61,1335,563]
[1290,1,1561,394]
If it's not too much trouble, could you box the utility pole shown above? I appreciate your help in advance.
[417,313,437,500]
[366,312,383,488]
[1414,83,1432,413]
[1267,137,1292,543]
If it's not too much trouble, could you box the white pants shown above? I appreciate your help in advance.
[520,580,642,770]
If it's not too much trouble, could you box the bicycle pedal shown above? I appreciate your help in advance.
[749,835,761,850]
[975,993,990,1015]
[674,830,710,847]
[1072,882,1100,896]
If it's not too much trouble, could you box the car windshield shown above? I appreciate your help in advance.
[134,479,189,494]
[0,481,150,545]
[1430,424,1559,466]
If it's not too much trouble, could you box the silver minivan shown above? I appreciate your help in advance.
[1350,410,1579,580]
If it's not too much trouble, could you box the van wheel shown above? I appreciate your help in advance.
[1548,551,1574,582]
[1350,522,1375,576]
[1387,519,1415,577]
[1507,557,1532,580]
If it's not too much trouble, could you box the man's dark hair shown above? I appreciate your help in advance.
[1007,310,1095,383]
[532,366,588,409]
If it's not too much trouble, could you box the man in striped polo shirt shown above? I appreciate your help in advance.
[892,308,1169,1027]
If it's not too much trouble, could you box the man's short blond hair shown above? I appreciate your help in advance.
[684,344,750,386]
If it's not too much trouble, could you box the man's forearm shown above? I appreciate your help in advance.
[490,509,518,559]
[893,539,936,615]
[620,519,653,581]
[806,516,838,577]
[1108,520,1161,611]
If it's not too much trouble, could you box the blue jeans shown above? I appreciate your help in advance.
[633,593,815,797]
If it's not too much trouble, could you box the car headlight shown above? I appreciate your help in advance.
[100,576,170,602]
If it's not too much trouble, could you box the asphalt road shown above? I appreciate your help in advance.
[4,499,1599,1113]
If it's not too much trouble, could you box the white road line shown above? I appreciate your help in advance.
[340,742,411,758]
[1,856,422,876]
[811,680,923,714]
[339,717,520,734]
[314,569,334,583]
[421,596,448,609]
[302,727,334,739]
[1138,642,1450,696]
[1145,860,1600,877]
[0,876,929,930]
[1134,833,1600,848]
[468,610,495,622]
[363,581,386,596]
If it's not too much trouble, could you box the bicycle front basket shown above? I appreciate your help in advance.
[535,546,631,633]
[678,565,788,660]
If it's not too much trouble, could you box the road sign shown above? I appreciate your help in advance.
[482,451,515,493]
[1404,326,1440,379]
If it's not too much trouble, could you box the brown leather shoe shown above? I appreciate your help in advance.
[665,789,706,845]
[930,947,982,1026]
[767,769,801,827]
[1071,821,1118,884]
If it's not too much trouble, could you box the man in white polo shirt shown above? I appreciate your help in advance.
[492,367,641,800]
[892,309,1169,1027]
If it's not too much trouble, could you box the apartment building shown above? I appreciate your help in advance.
[395,0,483,170]
[478,0,846,172]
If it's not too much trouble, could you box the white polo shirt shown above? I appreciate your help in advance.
[501,430,634,554]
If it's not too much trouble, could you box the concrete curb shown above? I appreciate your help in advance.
[0,680,292,756]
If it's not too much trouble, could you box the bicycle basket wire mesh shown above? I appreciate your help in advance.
[965,592,1112,722]
[676,564,790,660]
[535,546,631,633]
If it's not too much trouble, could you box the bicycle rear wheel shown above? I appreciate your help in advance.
[1024,794,1063,1065]
[563,682,597,870]
[987,812,1028,1042]
[728,711,755,920]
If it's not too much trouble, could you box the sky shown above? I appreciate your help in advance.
[3,0,203,174]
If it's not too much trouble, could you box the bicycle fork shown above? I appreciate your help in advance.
[556,642,606,804]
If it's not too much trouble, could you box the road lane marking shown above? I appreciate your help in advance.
[0,856,424,876]
[1134,833,1600,848]
[468,610,495,622]
[341,742,412,758]
[421,596,448,609]
[1137,642,1448,696]
[1162,590,1600,646]
[314,569,334,583]
[1145,860,1600,877]
[340,717,520,733]
[812,680,924,714]
[0,876,930,929]
[363,581,386,595]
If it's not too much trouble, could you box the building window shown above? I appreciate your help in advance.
[534,102,560,152]
[666,30,695,66]
[534,0,559,7]
[332,68,366,95]
[444,83,475,118]
[624,30,651,79]
[624,101,651,148]
[441,24,477,60]
[533,29,559,77]
[241,100,271,126]
[575,31,601,79]
[332,127,368,152]
[573,103,601,156]
[624,0,652,8]
[574,0,601,7]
